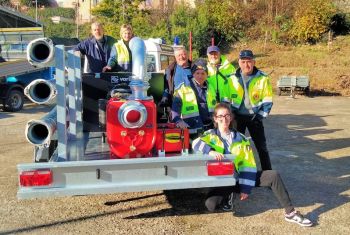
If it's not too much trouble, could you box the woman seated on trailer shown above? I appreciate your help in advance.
[192,102,313,227]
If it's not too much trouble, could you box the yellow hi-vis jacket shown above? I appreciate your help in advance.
[192,129,257,194]
[107,40,131,72]
[172,82,217,134]
[207,55,236,103]
[230,68,273,118]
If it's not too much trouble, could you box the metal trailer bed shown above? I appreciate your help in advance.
[277,76,310,98]
[17,46,236,199]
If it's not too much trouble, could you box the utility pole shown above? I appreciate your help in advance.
[89,0,92,23]
[35,0,38,23]
[122,0,125,21]
[76,0,79,38]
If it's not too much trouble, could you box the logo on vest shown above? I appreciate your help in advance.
[252,92,260,101]
[186,106,195,111]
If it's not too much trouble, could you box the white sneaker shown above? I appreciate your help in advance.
[285,210,313,227]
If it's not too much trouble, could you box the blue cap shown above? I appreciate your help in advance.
[192,60,208,73]
[239,50,254,59]
[207,46,220,54]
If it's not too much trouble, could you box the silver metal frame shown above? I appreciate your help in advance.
[18,155,236,199]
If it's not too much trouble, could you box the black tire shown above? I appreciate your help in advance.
[3,89,24,112]
[277,88,282,96]
[164,189,206,211]
[304,87,311,97]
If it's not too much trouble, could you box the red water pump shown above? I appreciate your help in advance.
[106,98,157,158]
[105,37,189,158]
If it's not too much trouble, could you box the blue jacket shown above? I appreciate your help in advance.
[74,35,116,73]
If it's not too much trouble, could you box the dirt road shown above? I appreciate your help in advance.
[1,96,349,235]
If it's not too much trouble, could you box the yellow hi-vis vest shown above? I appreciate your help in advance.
[198,130,257,172]
[114,40,130,71]
[207,55,236,103]
[230,73,273,116]
[174,83,217,120]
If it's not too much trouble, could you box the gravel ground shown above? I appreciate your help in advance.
[1,96,350,235]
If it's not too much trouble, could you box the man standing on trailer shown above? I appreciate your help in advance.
[74,22,116,73]
[159,47,196,109]
[206,46,236,103]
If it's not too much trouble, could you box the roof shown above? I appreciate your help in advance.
[0,6,43,28]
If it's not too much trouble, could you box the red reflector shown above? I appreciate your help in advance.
[19,169,52,187]
[207,160,234,176]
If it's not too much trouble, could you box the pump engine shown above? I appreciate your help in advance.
[105,37,189,159]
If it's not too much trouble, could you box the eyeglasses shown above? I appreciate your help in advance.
[215,114,231,119]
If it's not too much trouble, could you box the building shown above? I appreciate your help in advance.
[0,6,44,61]
[54,0,102,24]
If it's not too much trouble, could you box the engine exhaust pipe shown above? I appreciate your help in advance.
[27,38,55,68]
[128,37,150,100]
[24,79,56,104]
[25,107,57,148]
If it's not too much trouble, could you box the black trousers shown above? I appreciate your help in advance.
[235,114,272,170]
[205,170,294,214]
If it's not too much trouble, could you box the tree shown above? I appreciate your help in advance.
[20,0,50,7]
[289,0,336,43]
[92,0,147,38]
[0,0,11,6]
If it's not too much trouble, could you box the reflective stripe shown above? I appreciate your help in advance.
[258,110,268,117]
[182,112,199,119]
[239,178,256,186]
[231,102,240,109]
[222,97,231,103]
[262,97,272,103]
[208,107,214,113]
[198,141,206,152]
[192,138,199,147]
[239,167,257,173]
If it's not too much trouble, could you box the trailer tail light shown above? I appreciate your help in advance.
[19,169,52,187]
[207,160,234,176]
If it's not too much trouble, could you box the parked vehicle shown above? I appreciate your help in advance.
[0,60,54,111]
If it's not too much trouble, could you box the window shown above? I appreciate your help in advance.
[146,54,156,72]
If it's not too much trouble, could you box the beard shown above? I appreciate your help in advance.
[94,34,104,40]
[209,58,220,65]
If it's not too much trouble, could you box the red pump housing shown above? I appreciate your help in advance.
[106,98,157,158]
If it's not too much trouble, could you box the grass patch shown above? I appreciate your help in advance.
[229,35,350,96]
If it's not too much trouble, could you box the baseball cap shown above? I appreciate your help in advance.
[207,46,220,54]
[192,60,208,73]
[239,50,254,59]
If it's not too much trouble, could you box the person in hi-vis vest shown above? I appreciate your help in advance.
[103,24,134,72]
[171,60,217,140]
[230,49,273,170]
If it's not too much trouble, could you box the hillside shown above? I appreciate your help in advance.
[227,35,350,96]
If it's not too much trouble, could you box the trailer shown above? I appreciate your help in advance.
[277,75,310,98]
[17,40,236,200]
